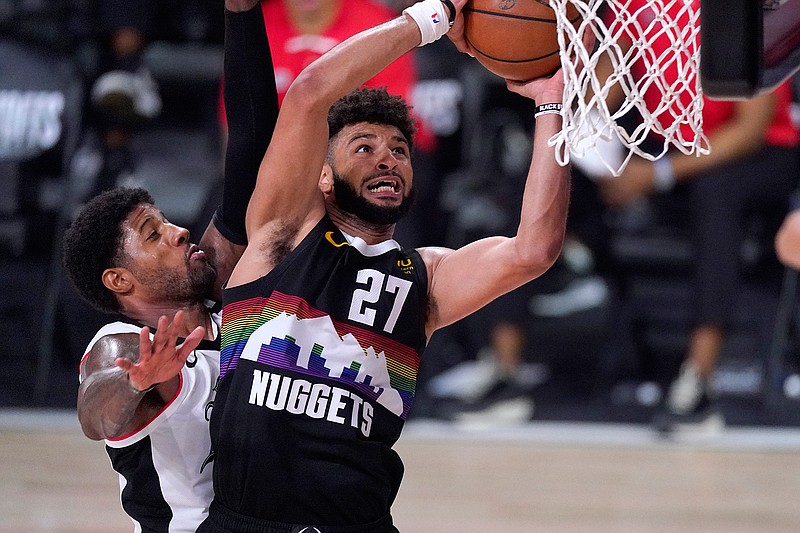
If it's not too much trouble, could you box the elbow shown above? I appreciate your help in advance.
[283,68,336,114]
[77,390,112,441]
[77,411,105,441]
[516,234,564,273]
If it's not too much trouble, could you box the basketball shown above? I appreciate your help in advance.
[463,0,581,81]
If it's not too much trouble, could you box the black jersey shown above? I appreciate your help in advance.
[211,216,428,526]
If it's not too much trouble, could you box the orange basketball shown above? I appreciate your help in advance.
[463,0,581,81]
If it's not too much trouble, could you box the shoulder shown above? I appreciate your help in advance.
[416,245,453,266]
[80,323,143,377]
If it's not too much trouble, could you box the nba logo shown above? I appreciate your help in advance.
[431,13,440,24]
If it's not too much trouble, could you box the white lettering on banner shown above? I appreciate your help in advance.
[248,369,375,437]
[411,80,462,136]
[240,312,404,416]
[0,90,65,159]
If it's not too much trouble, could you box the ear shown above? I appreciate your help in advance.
[101,267,134,296]
[319,162,334,195]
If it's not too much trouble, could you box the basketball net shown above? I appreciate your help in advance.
[549,0,710,178]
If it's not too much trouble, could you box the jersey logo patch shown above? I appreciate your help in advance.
[325,231,348,248]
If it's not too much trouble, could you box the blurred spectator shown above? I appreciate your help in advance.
[86,0,223,195]
[592,0,800,435]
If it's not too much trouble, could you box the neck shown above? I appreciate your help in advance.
[327,205,396,245]
[122,302,214,340]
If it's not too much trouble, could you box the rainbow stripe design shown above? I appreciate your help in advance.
[221,291,420,419]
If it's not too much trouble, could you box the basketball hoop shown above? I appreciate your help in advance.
[548,0,710,178]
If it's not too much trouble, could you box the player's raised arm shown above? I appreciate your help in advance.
[421,73,571,336]
[235,0,468,283]
[198,0,279,302]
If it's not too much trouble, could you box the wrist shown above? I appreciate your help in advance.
[440,0,456,26]
[403,0,452,47]
[127,375,157,394]
[534,102,562,119]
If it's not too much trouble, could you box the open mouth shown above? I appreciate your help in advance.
[188,244,205,261]
[365,175,402,196]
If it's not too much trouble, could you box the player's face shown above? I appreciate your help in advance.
[118,204,215,305]
[328,122,415,224]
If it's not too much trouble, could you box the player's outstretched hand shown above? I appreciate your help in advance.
[115,311,205,393]
[505,68,565,106]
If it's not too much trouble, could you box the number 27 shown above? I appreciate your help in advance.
[348,269,411,333]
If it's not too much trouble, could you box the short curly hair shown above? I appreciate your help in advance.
[327,87,416,152]
[62,187,154,314]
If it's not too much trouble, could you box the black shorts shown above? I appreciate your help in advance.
[197,500,400,533]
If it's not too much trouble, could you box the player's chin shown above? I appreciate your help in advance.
[365,190,405,205]
[189,259,216,281]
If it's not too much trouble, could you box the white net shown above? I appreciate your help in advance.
[549,0,710,178]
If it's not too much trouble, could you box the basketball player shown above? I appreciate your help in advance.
[61,1,278,531]
[198,1,571,531]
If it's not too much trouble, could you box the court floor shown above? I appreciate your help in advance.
[2,409,800,533]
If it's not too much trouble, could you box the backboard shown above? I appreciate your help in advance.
[701,0,800,99]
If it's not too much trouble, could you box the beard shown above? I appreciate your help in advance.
[132,258,215,307]
[331,170,415,226]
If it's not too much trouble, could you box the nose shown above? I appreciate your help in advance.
[376,147,397,170]
[169,224,190,246]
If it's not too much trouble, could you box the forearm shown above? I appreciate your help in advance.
[671,94,776,182]
[216,3,279,245]
[514,112,570,267]
[77,369,148,440]
[670,123,767,181]
[285,16,422,115]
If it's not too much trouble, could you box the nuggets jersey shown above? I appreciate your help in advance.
[79,315,220,533]
[211,216,428,526]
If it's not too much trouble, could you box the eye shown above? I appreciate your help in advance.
[355,145,371,153]
[392,146,408,156]
[147,230,160,241]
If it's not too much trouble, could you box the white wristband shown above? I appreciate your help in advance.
[403,0,451,47]
[653,157,676,192]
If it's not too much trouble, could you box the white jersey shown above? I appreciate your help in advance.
[79,313,220,533]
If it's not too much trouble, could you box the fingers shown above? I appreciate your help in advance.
[445,0,475,56]
[147,311,184,356]
[177,326,206,357]
[115,312,207,394]
[115,357,133,372]
[138,326,151,359]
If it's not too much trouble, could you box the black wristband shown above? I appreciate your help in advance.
[441,0,456,26]
[534,103,563,118]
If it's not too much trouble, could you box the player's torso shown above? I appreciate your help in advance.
[213,217,428,525]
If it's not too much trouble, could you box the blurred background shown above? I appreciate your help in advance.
[2,0,800,438]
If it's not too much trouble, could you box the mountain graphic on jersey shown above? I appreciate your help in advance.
[221,291,418,419]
